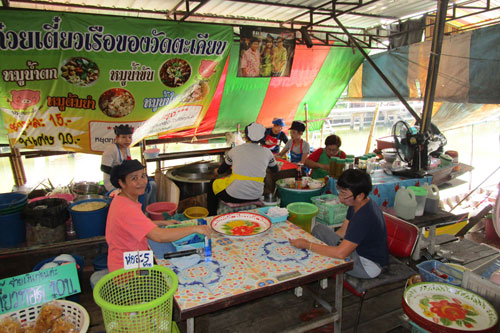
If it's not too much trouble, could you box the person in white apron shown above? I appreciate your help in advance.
[207,122,279,216]
[101,125,133,192]
[277,121,310,165]
[261,118,288,154]
[101,124,157,209]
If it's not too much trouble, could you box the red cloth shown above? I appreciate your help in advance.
[307,148,346,162]
[276,158,297,170]
[106,195,157,272]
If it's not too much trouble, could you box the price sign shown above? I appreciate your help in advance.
[123,250,154,270]
[0,263,81,314]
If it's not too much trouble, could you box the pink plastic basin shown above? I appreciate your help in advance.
[146,202,178,220]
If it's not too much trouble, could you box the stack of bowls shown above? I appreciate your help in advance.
[0,192,28,247]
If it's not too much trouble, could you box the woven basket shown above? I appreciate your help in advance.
[0,300,90,332]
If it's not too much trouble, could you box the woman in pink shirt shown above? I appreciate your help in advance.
[106,160,211,272]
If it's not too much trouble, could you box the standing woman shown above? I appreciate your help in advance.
[106,160,211,272]
[277,121,310,165]
[101,124,133,192]
[260,37,274,76]
[305,134,346,179]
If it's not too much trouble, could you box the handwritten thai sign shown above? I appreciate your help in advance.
[0,9,233,153]
[123,250,154,270]
[0,263,81,314]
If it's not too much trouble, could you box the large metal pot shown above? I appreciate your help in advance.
[167,162,221,200]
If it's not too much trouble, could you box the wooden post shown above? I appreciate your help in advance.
[141,139,147,174]
[8,141,26,187]
[304,103,309,142]
[320,121,324,147]
[365,104,380,154]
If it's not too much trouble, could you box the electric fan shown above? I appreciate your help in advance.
[391,120,446,178]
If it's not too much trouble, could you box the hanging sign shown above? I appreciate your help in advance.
[0,263,81,314]
[0,9,233,153]
[123,250,154,270]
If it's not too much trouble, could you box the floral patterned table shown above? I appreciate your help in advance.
[152,219,353,333]
[327,169,432,208]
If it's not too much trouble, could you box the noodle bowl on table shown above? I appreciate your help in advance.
[210,212,271,237]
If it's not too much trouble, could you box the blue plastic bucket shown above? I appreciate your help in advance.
[0,210,26,248]
[70,199,109,239]
[0,192,27,214]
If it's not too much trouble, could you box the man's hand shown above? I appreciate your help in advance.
[289,238,310,249]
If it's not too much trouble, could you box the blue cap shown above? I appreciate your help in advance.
[272,118,285,127]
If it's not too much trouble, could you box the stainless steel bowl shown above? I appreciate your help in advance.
[72,182,104,195]
[73,194,108,202]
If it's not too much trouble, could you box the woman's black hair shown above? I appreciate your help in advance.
[250,37,260,45]
[325,134,342,147]
[337,169,372,198]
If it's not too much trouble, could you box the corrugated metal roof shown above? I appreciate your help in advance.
[3,0,500,48]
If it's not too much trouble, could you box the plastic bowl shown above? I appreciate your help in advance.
[184,206,209,220]
[382,149,398,164]
[308,180,324,189]
[144,148,160,159]
[146,201,178,220]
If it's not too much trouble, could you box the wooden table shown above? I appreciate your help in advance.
[152,219,353,333]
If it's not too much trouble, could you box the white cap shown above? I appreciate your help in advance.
[245,122,266,142]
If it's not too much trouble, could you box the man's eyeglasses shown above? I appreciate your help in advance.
[336,186,353,200]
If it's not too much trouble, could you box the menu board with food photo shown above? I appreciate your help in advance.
[0,9,233,153]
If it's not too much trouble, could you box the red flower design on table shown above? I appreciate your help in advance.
[394,184,400,192]
[429,300,467,321]
[373,187,379,196]
[382,200,388,207]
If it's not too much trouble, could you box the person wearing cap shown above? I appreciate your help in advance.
[261,118,288,154]
[101,124,133,192]
[305,134,346,179]
[277,120,310,165]
[207,122,279,216]
[106,159,211,272]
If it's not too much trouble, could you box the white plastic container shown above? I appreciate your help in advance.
[408,186,427,216]
[424,184,440,214]
[394,187,417,220]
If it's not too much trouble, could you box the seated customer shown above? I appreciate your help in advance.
[277,120,310,165]
[289,169,388,278]
[305,134,346,179]
[106,160,211,272]
[207,122,279,216]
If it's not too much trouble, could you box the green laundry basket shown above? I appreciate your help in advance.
[93,266,178,332]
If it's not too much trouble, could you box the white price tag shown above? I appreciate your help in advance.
[123,250,154,270]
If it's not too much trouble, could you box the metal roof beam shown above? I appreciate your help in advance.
[9,0,171,17]
[179,0,208,21]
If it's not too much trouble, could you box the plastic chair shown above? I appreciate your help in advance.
[343,213,419,332]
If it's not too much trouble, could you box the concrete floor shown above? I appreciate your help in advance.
[81,227,500,333]
[82,269,412,333]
